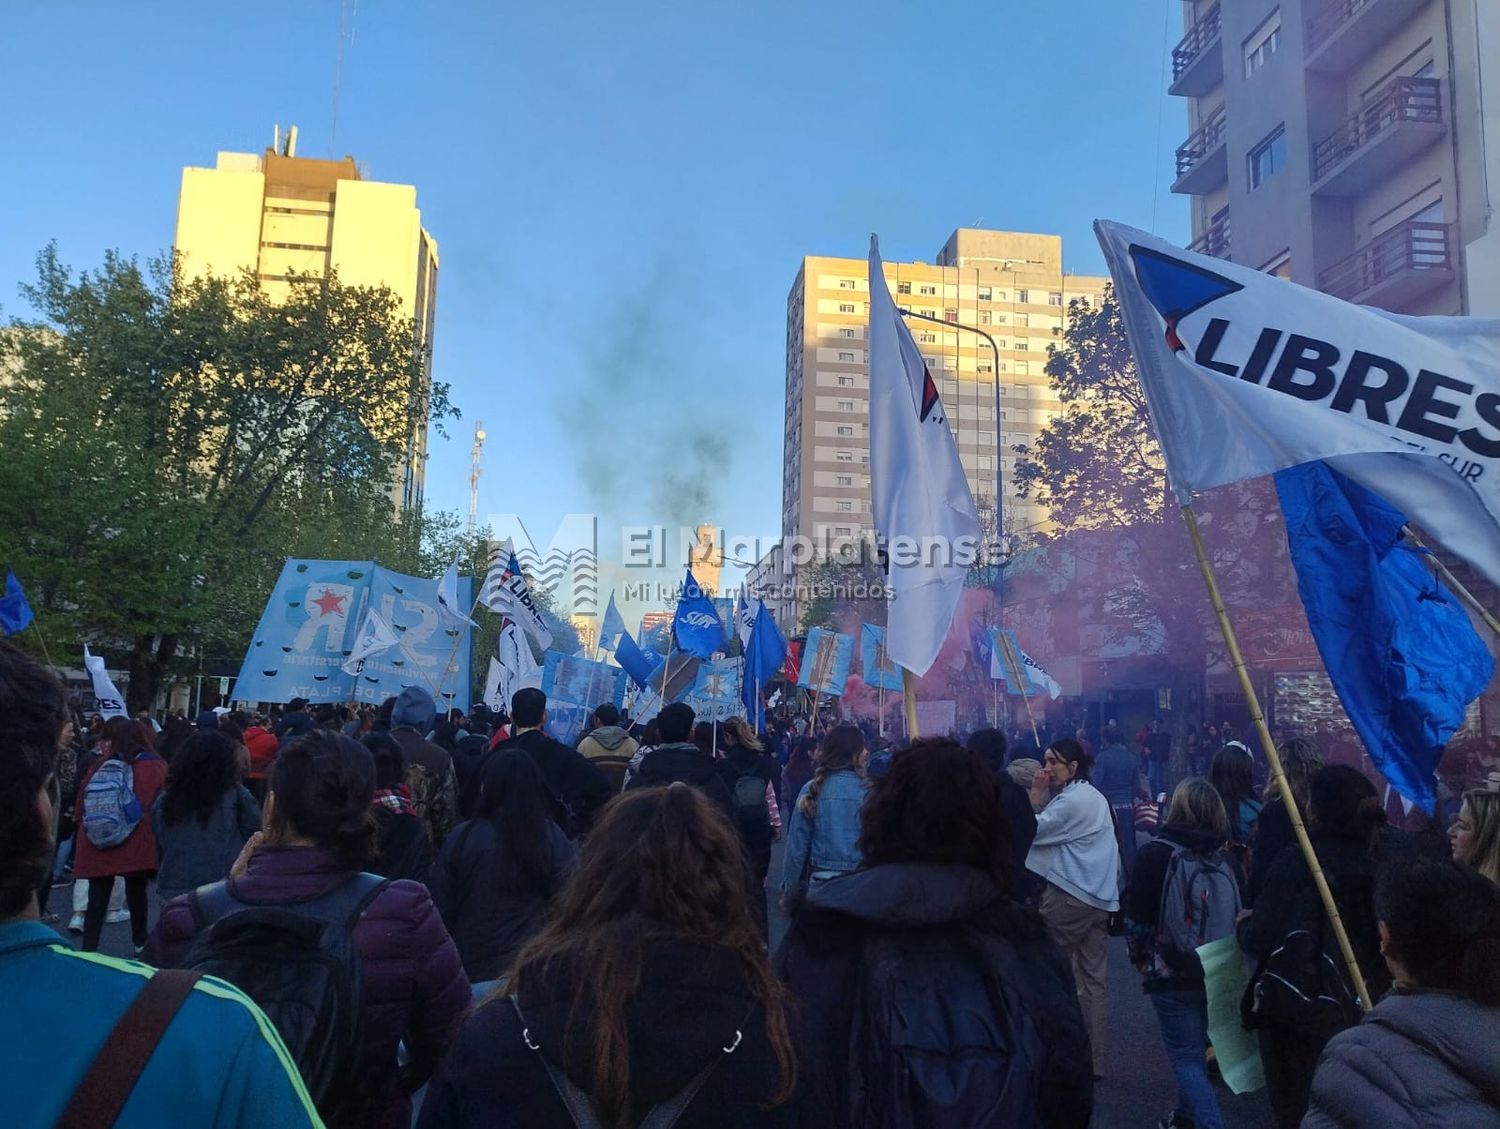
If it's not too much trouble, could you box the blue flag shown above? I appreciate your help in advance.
[672,569,726,659]
[741,599,787,728]
[615,628,664,690]
[860,623,903,692]
[1275,460,1494,813]
[797,627,856,697]
[0,571,35,636]
[598,593,627,651]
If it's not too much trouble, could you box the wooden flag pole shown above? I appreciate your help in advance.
[1182,502,1372,1011]
[434,588,486,706]
[1402,527,1500,637]
[997,631,1043,748]
[901,667,919,739]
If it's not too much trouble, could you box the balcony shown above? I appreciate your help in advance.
[1311,76,1445,196]
[1318,219,1454,308]
[1188,207,1231,259]
[1169,3,1224,98]
[1172,105,1229,195]
[1306,0,1431,74]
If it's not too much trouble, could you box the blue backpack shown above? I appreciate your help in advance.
[81,757,143,849]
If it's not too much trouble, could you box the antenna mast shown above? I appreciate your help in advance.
[468,421,486,537]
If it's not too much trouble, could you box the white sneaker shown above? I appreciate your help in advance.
[106,909,130,925]
[67,913,84,934]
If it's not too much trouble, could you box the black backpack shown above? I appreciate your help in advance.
[731,765,772,855]
[180,873,390,1127]
[849,931,1047,1129]
[1244,879,1364,1032]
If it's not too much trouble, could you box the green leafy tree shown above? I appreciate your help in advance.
[0,246,456,710]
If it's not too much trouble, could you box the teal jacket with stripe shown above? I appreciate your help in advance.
[1,919,323,1129]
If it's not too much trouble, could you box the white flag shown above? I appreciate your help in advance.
[735,585,757,647]
[82,645,127,719]
[480,539,554,648]
[1096,219,1500,586]
[483,656,505,712]
[1016,645,1063,700]
[436,557,479,629]
[867,235,982,676]
[495,618,543,712]
[341,609,400,675]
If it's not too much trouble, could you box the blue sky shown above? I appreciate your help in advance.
[1,0,1188,599]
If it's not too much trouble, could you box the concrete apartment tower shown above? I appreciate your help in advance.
[770,228,1106,626]
[174,126,439,512]
[1169,0,1498,316]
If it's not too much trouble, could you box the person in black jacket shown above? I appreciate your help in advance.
[967,727,1041,901]
[1246,737,1323,906]
[417,784,797,1129]
[363,732,433,886]
[625,703,734,817]
[479,688,611,838]
[430,749,574,990]
[775,739,1093,1129]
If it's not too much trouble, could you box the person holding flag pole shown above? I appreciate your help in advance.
[866,234,983,737]
[1093,218,1500,1017]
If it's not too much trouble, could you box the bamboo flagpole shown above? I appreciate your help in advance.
[995,629,1042,748]
[434,591,485,705]
[1403,527,1500,637]
[1182,503,1372,1010]
[901,667,919,739]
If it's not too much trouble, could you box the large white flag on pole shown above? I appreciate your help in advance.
[480,539,554,648]
[341,609,400,675]
[82,645,127,718]
[436,557,479,629]
[1096,220,1500,586]
[867,235,982,676]
[494,618,543,712]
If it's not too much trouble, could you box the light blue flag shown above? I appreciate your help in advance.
[1276,460,1493,813]
[860,623,903,692]
[541,650,627,711]
[990,628,1039,697]
[741,600,786,729]
[599,593,627,651]
[615,628,664,690]
[234,559,473,710]
[684,656,743,721]
[797,627,856,697]
[672,569,727,659]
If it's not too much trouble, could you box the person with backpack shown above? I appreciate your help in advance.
[388,684,460,847]
[1238,765,1412,1129]
[430,749,575,993]
[0,639,321,1129]
[720,717,780,915]
[481,688,612,838]
[418,783,797,1129]
[1302,858,1500,1129]
[778,723,867,916]
[1026,737,1121,1081]
[75,715,167,953]
[147,729,470,1129]
[363,732,433,886]
[1210,741,1261,875]
[1246,737,1323,906]
[776,739,1094,1129]
[1126,779,1244,1129]
[151,729,262,901]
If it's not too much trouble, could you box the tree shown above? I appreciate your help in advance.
[0,246,456,710]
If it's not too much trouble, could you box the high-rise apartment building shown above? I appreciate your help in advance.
[777,229,1105,623]
[174,128,439,511]
[1170,0,1498,317]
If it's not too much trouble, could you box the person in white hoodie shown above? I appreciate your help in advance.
[1026,736,1121,1079]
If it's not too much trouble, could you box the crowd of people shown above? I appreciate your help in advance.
[4,635,1499,1128]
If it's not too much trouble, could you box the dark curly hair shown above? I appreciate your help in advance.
[1378,858,1500,1007]
[160,730,242,827]
[857,738,1013,892]
[0,641,67,918]
[268,730,377,870]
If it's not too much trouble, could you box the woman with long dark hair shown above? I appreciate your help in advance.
[429,749,575,991]
[778,723,866,914]
[152,729,261,900]
[363,732,433,885]
[418,784,797,1128]
[1246,737,1323,904]
[1209,741,1261,844]
[778,739,1093,1128]
[148,730,469,1129]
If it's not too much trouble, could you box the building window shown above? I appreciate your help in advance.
[1015,341,1029,351]
[1014,313,1029,328]
[838,327,856,338]
[1248,126,1287,190]
[918,331,936,343]
[897,281,911,294]
[836,450,853,462]
[837,399,855,411]
[1012,385,1030,398]
[1048,293,1063,306]
[978,430,993,445]
[924,357,938,370]
[978,310,992,325]
[944,308,958,322]
[978,455,993,470]
[836,375,855,386]
[1016,289,1029,304]
[834,526,852,537]
[919,284,937,296]
[835,501,852,512]
[836,474,852,486]
[977,362,993,373]
[838,302,855,313]
[1261,251,1292,279]
[978,286,992,300]
[836,425,853,436]
[838,351,855,361]
[861,453,869,464]
[838,278,856,289]
[1244,10,1281,77]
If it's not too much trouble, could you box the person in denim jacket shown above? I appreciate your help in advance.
[779,724,868,914]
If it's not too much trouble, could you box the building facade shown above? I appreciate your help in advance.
[174,128,439,511]
[778,228,1105,625]
[1171,0,1498,317]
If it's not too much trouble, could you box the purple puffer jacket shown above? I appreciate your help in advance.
[147,844,471,1129]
